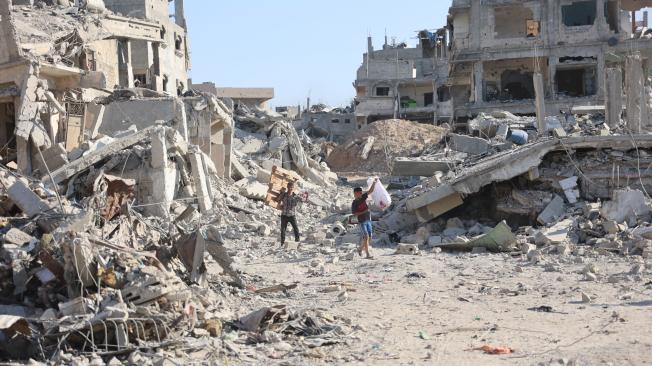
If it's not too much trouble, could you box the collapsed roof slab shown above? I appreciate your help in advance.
[406,135,652,222]
[43,126,156,185]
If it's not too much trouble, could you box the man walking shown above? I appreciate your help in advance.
[276,181,305,248]
[351,178,379,259]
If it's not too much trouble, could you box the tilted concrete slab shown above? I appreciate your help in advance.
[392,157,458,177]
[405,135,652,222]
[43,126,156,185]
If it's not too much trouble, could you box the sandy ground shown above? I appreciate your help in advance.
[220,234,652,366]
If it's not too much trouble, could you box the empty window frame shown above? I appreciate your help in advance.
[424,92,434,106]
[556,67,597,97]
[437,86,451,102]
[501,70,535,100]
[562,1,597,27]
[375,86,390,96]
[494,5,535,38]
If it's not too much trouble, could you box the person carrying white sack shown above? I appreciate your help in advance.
[351,177,391,259]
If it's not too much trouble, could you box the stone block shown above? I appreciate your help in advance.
[450,134,490,155]
[537,195,565,225]
[7,180,52,217]
[395,244,420,255]
[256,168,271,184]
[601,189,650,224]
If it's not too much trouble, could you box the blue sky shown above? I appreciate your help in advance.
[185,1,450,108]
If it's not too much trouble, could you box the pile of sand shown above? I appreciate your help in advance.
[325,119,446,173]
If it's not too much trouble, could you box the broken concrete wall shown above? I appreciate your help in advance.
[482,58,546,101]
[88,39,120,89]
[0,0,22,64]
[100,98,187,137]
[159,18,190,95]
[299,112,357,142]
[490,3,541,44]
[103,0,148,18]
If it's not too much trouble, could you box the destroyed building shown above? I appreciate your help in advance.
[3,0,652,364]
[354,31,452,126]
[0,0,234,179]
[190,81,275,111]
[295,104,357,143]
[354,0,652,128]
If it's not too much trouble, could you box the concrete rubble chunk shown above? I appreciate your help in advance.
[33,143,69,174]
[4,228,36,246]
[539,219,574,245]
[7,180,53,217]
[44,126,156,185]
[559,176,579,204]
[537,195,565,225]
[395,244,420,255]
[449,133,490,155]
[601,189,650,224]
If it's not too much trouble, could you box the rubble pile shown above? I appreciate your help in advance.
[232,105,338,192]
[326,119,447,174]
[0,116,355,364]
[362,111,652,267]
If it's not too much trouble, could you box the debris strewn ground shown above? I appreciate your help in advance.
[2,0,652,365]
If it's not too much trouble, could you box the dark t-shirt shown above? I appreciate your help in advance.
[351,193,371,223]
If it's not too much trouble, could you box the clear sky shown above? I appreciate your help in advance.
[185,1,451,109]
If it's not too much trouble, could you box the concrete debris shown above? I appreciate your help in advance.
[395,243,420,255]
[601,189,650,224]
[2,0,652,364]
[538,195,566,225]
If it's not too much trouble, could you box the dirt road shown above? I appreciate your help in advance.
[225,237,652,366]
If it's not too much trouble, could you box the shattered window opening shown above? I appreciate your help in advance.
[556,67,597,97]
[437,85,451,102]
[605,0,619,32]
[494,5,535,39]
[501,70,535,101]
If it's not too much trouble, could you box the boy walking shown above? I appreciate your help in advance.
[351,178,379,259]
[276,182,306,247]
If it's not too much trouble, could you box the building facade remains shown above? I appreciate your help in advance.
[354,0,652,129]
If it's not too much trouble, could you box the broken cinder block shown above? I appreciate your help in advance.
[537,195,565,225]
[395,244,420,255]
[7,180,52,217]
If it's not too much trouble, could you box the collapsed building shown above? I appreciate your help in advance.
[189,81,275,111]
[330,0,652,254]
[0,0,234,181]
[354,0,652,128]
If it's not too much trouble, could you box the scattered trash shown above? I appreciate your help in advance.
[528,306,553,313]
[472,345,515,355]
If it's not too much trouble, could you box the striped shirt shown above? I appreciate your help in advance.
[279,192,301,216]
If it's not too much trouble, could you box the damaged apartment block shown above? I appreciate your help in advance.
[355,0,652,130]
[354,0,652,227]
